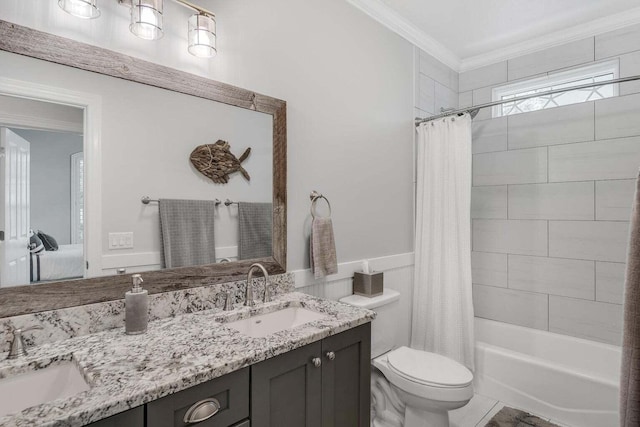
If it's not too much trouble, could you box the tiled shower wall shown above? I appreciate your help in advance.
[461,24,640,346]
[415,48,459,119]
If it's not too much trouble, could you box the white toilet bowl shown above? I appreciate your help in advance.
[373,346,473,427]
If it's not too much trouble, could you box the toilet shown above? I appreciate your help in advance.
[340,289,473,427]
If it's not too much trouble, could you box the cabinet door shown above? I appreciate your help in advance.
[251,341,322,427]
[86,406,144,427]
[147,367,249,427]
[321,323,371,427]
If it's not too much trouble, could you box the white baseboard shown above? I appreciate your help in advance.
[293,252,414,288]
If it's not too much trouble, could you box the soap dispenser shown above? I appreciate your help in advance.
[125,274,148,335]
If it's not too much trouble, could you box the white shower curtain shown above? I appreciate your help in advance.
[411,114,475,371]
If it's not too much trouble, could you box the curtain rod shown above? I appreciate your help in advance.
[415,74,640,126]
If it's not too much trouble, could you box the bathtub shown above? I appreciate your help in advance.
[474,318,621,427]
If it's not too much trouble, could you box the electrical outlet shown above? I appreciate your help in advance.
[108,232,134,250]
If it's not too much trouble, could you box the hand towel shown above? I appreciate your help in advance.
[310,217,337,279]
[159,199,216,268]
[238,202,272,260]
[621,171,640,427]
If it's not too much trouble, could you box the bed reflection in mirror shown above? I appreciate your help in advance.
[0,49,273,288]
[0,97,85,287]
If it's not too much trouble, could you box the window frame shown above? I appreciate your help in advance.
[491,60,620,118]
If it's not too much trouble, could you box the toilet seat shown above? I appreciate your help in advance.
[386,346,473,388]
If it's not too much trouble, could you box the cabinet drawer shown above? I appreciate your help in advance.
[147,367,249,427]
[86,406,143,426]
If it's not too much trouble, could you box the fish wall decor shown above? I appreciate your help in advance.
[190,140,251,184]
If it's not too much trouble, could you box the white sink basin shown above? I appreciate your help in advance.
[226,307,328,338]
[0,361,90,418]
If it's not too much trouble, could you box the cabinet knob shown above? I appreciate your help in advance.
[326,351,336,361]
[183,398,221,424]
[312,357,322,367]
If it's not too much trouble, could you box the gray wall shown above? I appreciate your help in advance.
[461,24,640,346]
[13,128,83,246]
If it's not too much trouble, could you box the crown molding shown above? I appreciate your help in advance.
[459,7,640,72]
[346,1,640,75]
[344,0,460,71]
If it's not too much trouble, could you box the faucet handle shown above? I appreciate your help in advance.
[223,290,234,311]
[7,325,43,360]
[263,283,275,303]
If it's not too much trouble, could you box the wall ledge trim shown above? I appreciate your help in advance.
[294,252,414,288]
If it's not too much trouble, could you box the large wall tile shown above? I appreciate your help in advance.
[549,221,630,262]
[595,24,640,60]
[473,219,548,256]
[508,182,594,220]
[509,255,595,300]
[460,61,508,93]
[549,137,640,182]
[595,93,640,140]
[596,261,626,305]
[472,86,493,120]
[417,74,435,114]
[472,252,508,287]
[435,82,458,113]
[473,284,549,330]
[419,50,458,91]
[596,179,635,221]
[508,38,594,81]
[620,51,640,96]
[472,186,507,219]
[459,91,472,108]
[474,147,547,186]
[549,296,623,345]
[472,117,507,154]
[508,103,594,150]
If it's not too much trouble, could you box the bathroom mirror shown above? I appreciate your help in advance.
[0,20,286,317]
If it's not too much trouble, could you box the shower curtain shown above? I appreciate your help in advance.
[411,114,475,371]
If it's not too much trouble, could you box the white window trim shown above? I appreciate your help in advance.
[491,60,619,118]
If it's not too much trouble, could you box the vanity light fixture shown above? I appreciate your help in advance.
[58,0,101,19]
[188,12,216,58]
[130,0,164,40]
[58,0,217,58]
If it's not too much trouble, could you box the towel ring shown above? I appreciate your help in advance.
[310,191,331,219]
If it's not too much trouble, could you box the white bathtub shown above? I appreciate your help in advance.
[474,318,621,427]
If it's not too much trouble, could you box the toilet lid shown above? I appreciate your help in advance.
[386,346,473,388]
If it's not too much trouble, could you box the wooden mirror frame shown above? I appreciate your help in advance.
[0,20,286,318]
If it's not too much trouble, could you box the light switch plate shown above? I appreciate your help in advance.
[108,232,134,250]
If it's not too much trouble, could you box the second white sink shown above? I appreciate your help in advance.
[226,307,328,338]
[0,361,90,419]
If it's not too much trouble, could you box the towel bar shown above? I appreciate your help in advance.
[141,196,221,206]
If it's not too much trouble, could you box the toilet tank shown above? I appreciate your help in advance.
[339,289,401,358]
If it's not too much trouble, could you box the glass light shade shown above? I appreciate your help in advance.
[188,14,217,58]
[58,0,100,19]
[130,0,163,40]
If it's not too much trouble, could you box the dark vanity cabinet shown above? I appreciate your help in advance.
[146,367,250,427]
[251,323,371,427]
[87,324,370,427]
[85,407,144,427]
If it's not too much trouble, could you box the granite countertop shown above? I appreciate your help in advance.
[0,292,375,427]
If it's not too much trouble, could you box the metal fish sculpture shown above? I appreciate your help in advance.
[190,140,251,184]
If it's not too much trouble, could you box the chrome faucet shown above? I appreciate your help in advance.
[6,325,44,360]
[245,263,269,307]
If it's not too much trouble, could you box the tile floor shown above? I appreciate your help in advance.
[449,394,571,427]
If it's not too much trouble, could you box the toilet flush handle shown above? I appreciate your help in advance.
[326,351,335,361]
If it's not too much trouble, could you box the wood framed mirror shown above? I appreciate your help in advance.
[0,20,286,318]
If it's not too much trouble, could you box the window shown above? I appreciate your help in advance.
[71,152,84,244]
[492,60,619,117]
